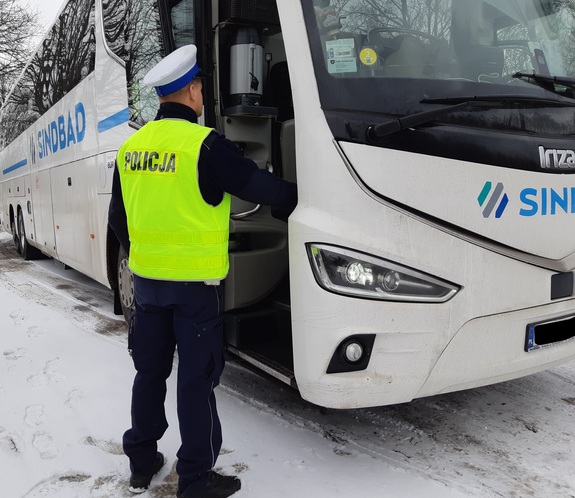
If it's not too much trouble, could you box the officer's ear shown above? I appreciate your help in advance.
[189,79,202,99]
[188,80,203,116]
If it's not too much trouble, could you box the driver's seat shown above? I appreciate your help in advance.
[384,35,426,78]
[457,45,504,80]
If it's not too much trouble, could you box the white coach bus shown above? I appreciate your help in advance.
[1,0,575,408]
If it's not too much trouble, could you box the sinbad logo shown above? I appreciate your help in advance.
[478,181,509,218]
[37,102,86,160]
[519,187,575,216]
[479,181,575,218]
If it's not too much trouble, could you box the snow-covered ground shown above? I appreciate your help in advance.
[1,231,574,498]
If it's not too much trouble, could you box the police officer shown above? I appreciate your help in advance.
[108,44,297,498]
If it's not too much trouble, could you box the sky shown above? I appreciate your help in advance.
[24,0,64,31]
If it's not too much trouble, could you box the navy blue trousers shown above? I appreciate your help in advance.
[123,275,225,492]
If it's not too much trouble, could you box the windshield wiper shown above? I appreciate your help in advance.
[420,94,572,105]
[366,94,574,142]
[513,72,575,92]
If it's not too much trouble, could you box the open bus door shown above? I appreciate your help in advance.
[213,2,297,386]
[113,0,298,386]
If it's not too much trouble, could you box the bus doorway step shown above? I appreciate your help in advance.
[226,344,297,389]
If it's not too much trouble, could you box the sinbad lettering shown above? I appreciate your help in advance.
[38,103,86,159]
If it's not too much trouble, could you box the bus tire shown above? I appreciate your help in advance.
[17,209,41,260]
[117,245,135,322]
[12,217,21,255]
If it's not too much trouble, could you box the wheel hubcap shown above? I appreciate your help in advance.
[118,258,134,308]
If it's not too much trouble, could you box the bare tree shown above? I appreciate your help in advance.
[556,0,575,75]
[333,0,451,37]
[0,0,40,106]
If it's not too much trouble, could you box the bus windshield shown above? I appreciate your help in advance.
[304,0,575,136]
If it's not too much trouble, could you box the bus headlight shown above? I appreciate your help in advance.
[306,244,459,303]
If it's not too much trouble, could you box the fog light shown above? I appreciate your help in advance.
[344,341,364,363]
[327,334,375,374]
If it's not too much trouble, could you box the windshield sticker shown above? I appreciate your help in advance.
[326,39,357,74]
[359,48,378,67]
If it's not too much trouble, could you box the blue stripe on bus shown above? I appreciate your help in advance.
[2,159,27,175]
[98,107,130,133]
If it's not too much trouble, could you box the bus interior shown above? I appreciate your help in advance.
[211,2,297,386]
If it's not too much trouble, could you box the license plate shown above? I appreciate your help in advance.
[525,314,575,352]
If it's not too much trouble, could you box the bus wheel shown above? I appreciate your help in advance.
[12,218,21,254]
[117,245,135,322]
[17,209,41,260]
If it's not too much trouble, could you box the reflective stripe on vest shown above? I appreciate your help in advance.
[117,120,231,281]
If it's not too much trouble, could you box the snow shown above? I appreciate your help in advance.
[1,230,574,497]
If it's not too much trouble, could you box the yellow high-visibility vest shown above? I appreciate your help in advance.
[117,119,231,281]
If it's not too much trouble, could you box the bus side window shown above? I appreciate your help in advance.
[0,0,95,148]
[170,0,195,48]
[264,61,296,182]
[280,119,296,183]
[103,0,163,125]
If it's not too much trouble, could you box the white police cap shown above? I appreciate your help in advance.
[143,44,203,97]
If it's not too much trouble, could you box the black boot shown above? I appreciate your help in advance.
[177,471,241,498]
[129,451,165,493]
